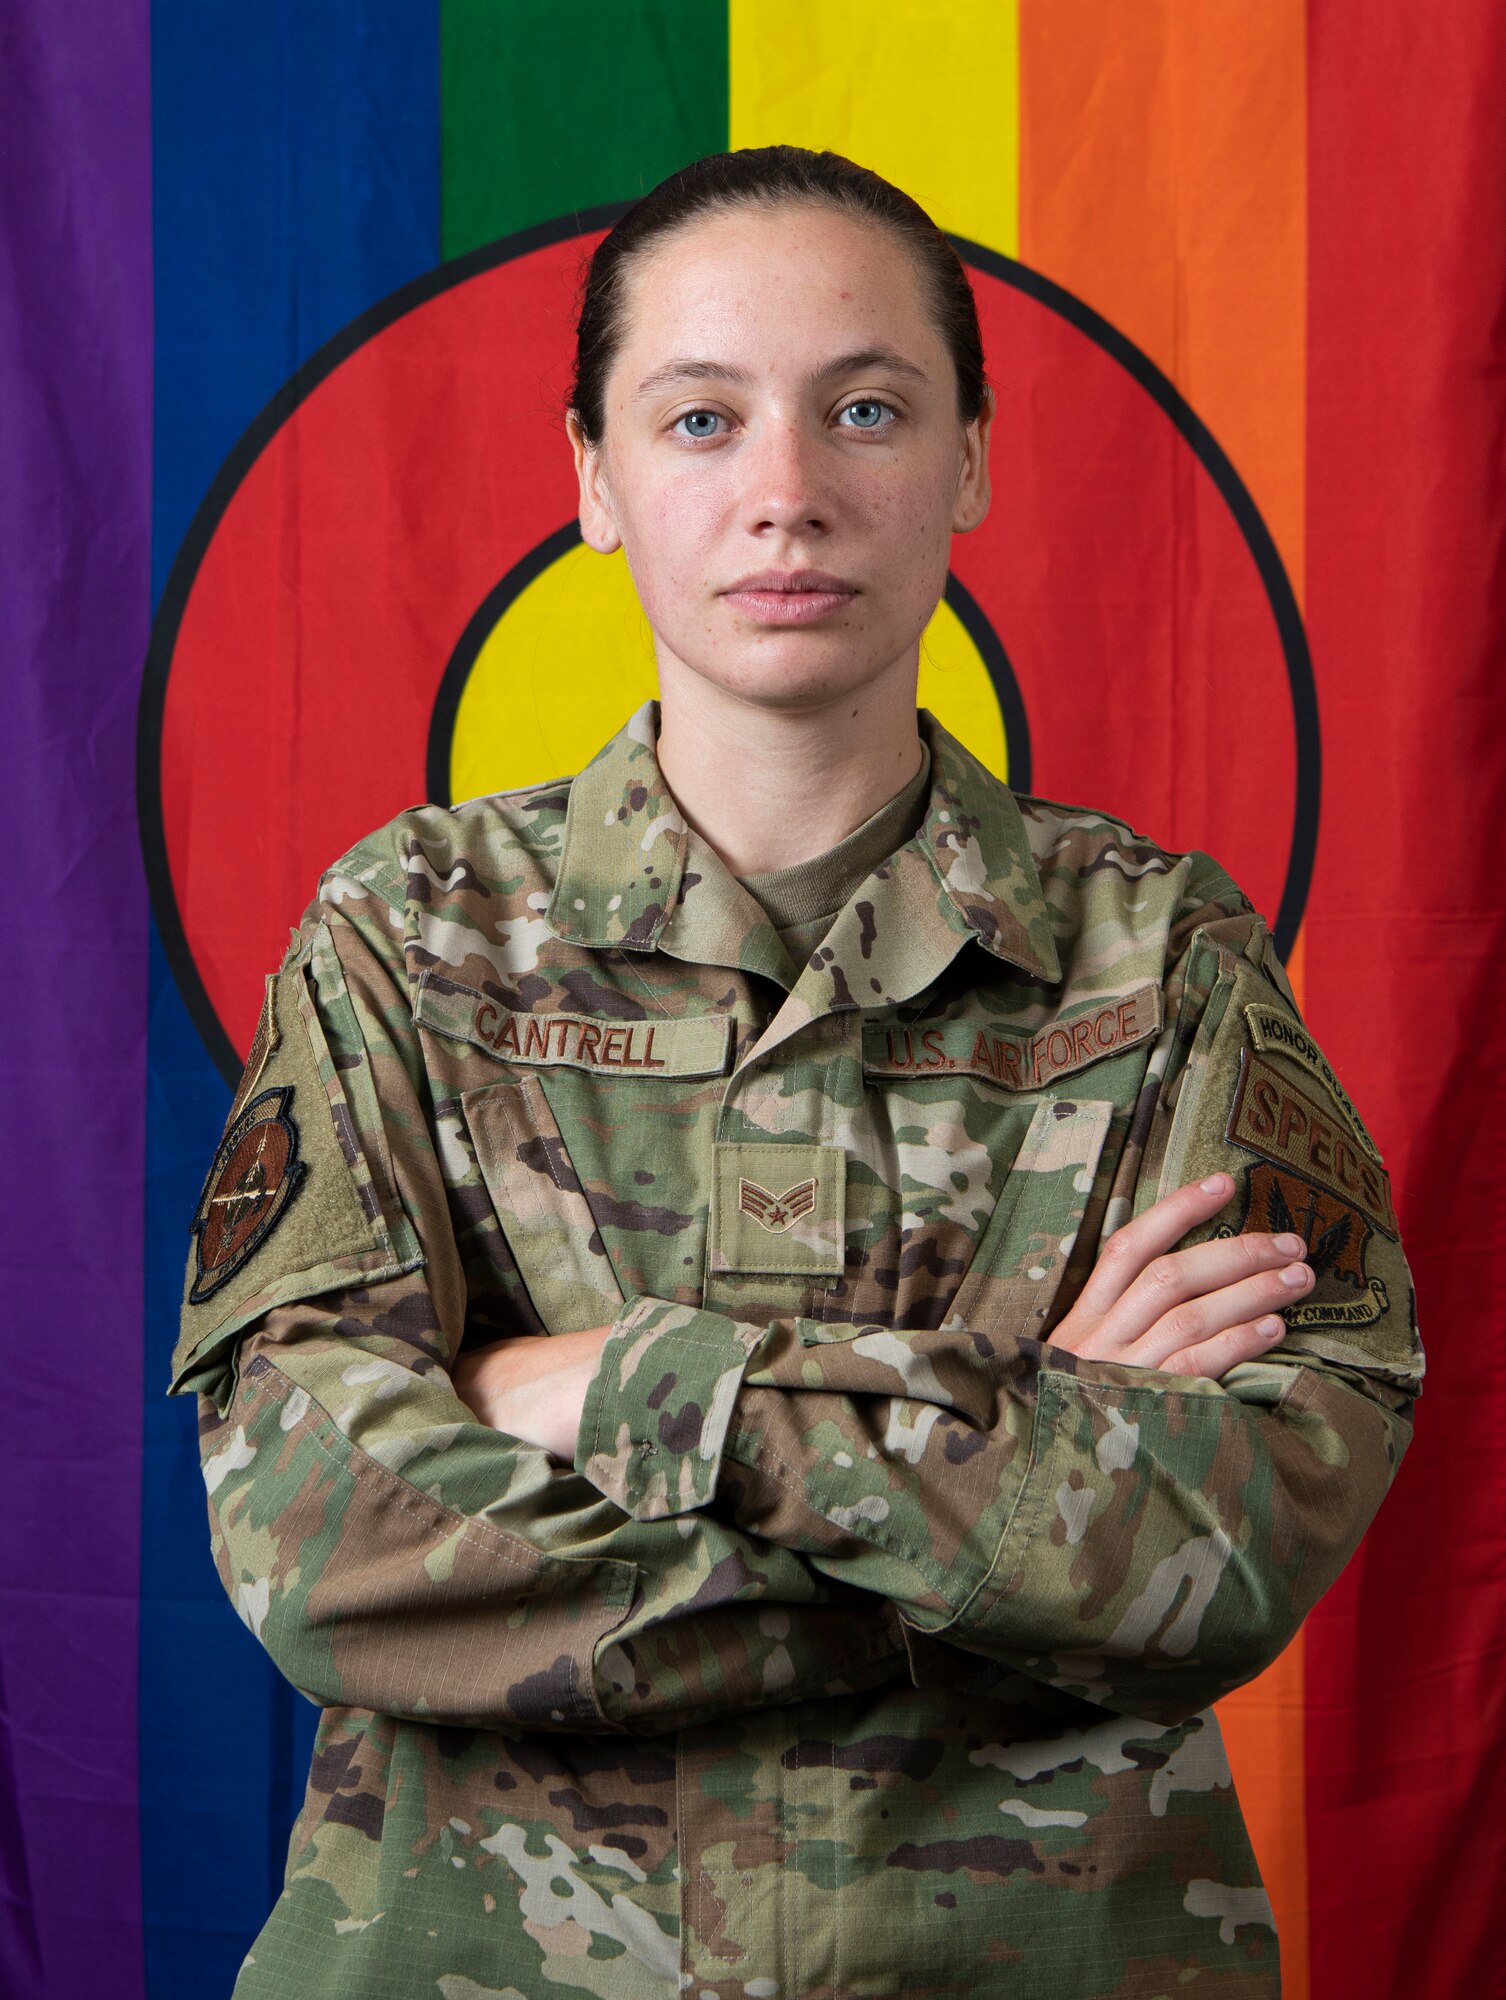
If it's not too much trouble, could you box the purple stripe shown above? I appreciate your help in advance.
[0,6,151,1994]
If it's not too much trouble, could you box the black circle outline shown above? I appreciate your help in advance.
[941,569,1032,795]
[424,519,586,806]
[425,538,1034,805]
[138,201,1316,1087]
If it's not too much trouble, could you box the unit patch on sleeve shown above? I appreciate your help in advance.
[1226,1048,1397,1237]
[1224,1045,1400,1329]
[189,1085,308,1303]
[1242,1001,1383,1162]
[1238,1159,1390,1327]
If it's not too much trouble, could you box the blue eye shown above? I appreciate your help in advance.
[839,399,895,430]
[673,410,723,439]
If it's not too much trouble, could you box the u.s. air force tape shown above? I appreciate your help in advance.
[862,983,1162,1090]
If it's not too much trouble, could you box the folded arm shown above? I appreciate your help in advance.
[171,888,904,1736]
[572,915,1422,1725]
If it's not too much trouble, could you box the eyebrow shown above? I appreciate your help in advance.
[632,346,931,400]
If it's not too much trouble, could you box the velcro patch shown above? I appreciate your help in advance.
[415,973,732,1077]
[1227,1048,1398,1237]
[712,1142,845,1276]
[1235,1160,1389,1328]
[862,982,1161,1090]
[1243,1002,1382,1162]
[189,1085,307,1303]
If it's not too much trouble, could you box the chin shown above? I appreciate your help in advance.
[694,652,903,714]
[661,623,914,709]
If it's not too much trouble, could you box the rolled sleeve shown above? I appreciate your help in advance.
[575,1295,766,1518]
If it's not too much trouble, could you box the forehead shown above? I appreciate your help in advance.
[614,201,939,364]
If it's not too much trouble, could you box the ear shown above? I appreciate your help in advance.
[567,410,624,555]
[951,382,994,536]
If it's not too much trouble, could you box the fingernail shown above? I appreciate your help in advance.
[1279,1263,1313,1289]
[1256,1316,1284,1338]
[1275,1233,1305,1257]
[1200,1174,1230,1195]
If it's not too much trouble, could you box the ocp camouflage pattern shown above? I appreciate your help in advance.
[171,699,1422,1997]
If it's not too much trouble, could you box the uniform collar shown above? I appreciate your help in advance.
[544,698,1061,993]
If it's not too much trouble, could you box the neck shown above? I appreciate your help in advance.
[653,656,926,876]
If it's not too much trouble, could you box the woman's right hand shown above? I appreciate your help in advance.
[1047,1172,1314,1380]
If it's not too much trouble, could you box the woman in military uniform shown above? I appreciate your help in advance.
[173,148,1421,1998]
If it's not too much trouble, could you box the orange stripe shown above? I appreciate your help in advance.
[1018,8,1311,1989]
[1018,3,1307,600]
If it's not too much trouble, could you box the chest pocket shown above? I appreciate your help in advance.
[952,1104,1120,1336]
[422,982,736,1332]
[463,1074,627,1334]
[946,1096,1114,1340]
[852,985,1159,1339]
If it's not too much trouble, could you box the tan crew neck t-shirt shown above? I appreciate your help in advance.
[736,741,932,977]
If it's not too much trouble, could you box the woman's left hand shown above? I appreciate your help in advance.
[452,1325,615,1463]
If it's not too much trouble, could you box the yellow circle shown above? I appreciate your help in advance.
[449,543,1009,801]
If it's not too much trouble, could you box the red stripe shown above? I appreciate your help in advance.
[1305,6,1506,1991]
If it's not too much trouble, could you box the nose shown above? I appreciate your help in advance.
[737,415,831,535]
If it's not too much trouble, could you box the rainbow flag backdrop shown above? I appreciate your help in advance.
[4,4,1502,1995]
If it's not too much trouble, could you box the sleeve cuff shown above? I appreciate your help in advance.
[573,1295,766,1519]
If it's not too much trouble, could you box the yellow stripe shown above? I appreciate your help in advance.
[729,0,1019,258]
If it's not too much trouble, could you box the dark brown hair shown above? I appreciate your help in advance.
[567,146,988,446]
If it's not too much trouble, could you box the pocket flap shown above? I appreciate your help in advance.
[948,1097,1115,1338]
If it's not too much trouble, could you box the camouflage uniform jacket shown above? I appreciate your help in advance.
[171,699,1422,1999]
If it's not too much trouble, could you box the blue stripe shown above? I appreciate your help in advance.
[141,9,439,1992]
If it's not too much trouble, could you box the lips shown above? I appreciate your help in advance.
[724,569,858,594]
[721,569,860,626]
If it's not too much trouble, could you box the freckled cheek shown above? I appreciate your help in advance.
[618,494,722,628]
[625,483,699,564]
[866,478,954,570]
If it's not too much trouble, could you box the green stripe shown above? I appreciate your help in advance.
[441,0,730,257]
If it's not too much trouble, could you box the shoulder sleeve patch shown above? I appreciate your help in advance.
[1242,1000,1384,1162]
[188,1084,307,1302]
[170,943,422,1405]
[1153,948,1422,1394]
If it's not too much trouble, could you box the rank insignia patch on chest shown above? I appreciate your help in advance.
[189,1086,307,1303]
[712,1141,846,1276]
[738,1175,818,1233]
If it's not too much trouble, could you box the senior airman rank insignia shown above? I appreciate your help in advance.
[712,1142,846,1276]
[189,1085,307,1303]
[738,1174,819,1233]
